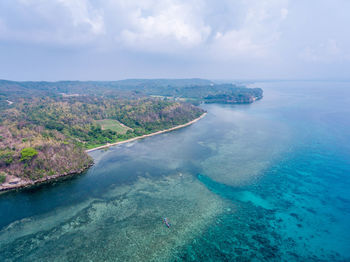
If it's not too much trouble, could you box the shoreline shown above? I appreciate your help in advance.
[85,112,207,153]
[0,113,207,193]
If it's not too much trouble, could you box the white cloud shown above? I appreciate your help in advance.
[299,39,347,62]
[0,0,105,45]
[117,1,211,52]
[0,0,290,56]
[281,8,289,20]
[58,0,105,35]
[2,0,350,80]
[207,0,289,59]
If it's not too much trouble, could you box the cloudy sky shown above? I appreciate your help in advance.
[0,0,349,80]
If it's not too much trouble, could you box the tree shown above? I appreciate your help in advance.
[0,150,14,166]
[20,147,38,162]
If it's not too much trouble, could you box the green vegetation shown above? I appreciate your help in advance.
[20,147,38,162]
[0,79,262,105]
[1,96,203,147]
[139,83,263,103]
[0,172,5,183]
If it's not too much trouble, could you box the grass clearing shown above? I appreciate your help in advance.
[96,119,131,134]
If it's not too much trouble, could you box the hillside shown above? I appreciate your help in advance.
[0,95,204,190]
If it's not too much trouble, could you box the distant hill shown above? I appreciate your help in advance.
[113,78,213,87]
[0,78,262,105]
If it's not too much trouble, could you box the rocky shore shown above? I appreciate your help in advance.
[0,163,93,193]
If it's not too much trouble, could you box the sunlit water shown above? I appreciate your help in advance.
[1,81,350,261]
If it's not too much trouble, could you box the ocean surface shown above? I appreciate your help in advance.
[0,81,350,261]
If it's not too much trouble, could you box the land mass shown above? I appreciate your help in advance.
[0,79,263,191]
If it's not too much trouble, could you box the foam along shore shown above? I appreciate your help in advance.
[86,112,207,153]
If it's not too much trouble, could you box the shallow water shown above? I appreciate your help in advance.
[1,81,350,261]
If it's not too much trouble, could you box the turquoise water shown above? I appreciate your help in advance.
[1,81,350,261]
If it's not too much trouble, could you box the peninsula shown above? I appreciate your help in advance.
[0,79,262,192]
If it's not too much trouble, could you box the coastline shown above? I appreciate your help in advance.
[85,112,207,153]
[0,113,207,193]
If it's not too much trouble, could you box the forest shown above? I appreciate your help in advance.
[0,95,204,183]
[0,79,262,104]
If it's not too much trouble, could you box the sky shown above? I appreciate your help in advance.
[0,0,349,81]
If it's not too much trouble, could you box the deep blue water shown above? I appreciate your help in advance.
[0,81,349,261]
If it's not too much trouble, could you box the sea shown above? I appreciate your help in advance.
[0,81,349,261]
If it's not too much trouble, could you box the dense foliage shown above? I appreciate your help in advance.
[0,122,92,181]
[1,96,203,147]
[204,87,263,103]
[20,147,38,162]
